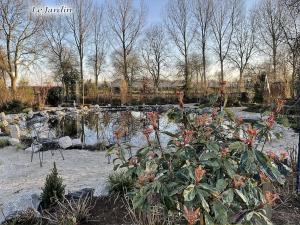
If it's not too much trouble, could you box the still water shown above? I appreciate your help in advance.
[26,111,178,148]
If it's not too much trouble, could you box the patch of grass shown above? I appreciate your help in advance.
[108,170,134,195]
[2,208,41,225]
[242,103,270,113]
[0,139,9,148]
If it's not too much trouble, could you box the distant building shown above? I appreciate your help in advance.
[108,78,184,93]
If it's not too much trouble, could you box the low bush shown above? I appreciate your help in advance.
[1,100,27,114]
[41,162,65,209]
[108,170,134,195]
[0,139,9,148]
[47,87,64,106]
[109,95,288,225]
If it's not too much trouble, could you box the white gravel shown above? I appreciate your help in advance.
[0,147,113,222]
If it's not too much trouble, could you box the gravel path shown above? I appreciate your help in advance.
[0,147,113,222]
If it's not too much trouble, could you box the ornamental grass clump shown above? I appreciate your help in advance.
[109,95,289,225]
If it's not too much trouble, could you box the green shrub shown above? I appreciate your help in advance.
[47,87,64,106]
[1,100,26,114]
[41,162,65,209]
[109,99,288,224]
[0,139,9,148]
[108,170,134,195]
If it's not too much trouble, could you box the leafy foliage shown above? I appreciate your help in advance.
[1,100,27,114]
[109,99,288,224]
[41,162,65,209]
[47,87,64,106]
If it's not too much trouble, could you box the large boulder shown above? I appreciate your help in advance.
[0,193,40,224]
[9,138,20,146]
[40,111,49,118]
[0,112,6,121]
[1,120,9,127]
[58,136,72,149]
[9,124,21,139]
[28,110,34,119]
[24,145,41,153]
[72,138,82,146]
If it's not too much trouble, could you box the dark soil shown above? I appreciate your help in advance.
[271,175,300,225]
[271,195,300,225]
[81,196,131,225]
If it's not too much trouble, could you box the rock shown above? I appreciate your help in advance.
[0,193,41,224]
[66,188,94,200]
[0,112,6,121]
[1,120,8,127]
[9,125,21,139]
[58,136,72,149]
[28,110,34,119]
[72,138,82,146]
[40,111,49,118]
[24,145,41,153]
[9,138,20,146]
[56,111,65,117]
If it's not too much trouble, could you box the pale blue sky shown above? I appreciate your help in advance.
[43,0,258,26]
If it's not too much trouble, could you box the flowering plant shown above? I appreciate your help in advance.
[110,98,288,225]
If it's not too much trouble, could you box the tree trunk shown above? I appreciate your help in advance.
[202,41,207,94]
[184,54,189,95]
[80,56,84,105]
[220,59,224,82]
[291,57,296,99]
[11,76,17,95]
[272,40,277,81]
[239,69,244,92]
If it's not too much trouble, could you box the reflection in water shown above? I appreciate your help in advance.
[31,111,177,147]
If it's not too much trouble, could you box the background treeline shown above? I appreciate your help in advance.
[0,0,299,108]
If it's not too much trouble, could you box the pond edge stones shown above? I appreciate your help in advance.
[58,136,72,149]
[9,124,21,139]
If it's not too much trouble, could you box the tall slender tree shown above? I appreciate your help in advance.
[256,0,284,81]
[141,24,168,93]
[280,0,300,98]
[107,0,146,94]
[67,0,93,105]
[193,0,213,93]
[90,5,106,87]
[211,0,239,82]
[165,0,196,95]
[229,10,256,92]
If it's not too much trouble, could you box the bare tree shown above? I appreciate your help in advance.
[89,5,106,87]
[44,16,75,84]
[189,52,203,94]
[211,0,239,82]
[107,0,146,93]
[229,10,256,92]
[165,0,196,94]
[0,0,44,94]
[67,0,93,105]
[141,24,168,93]
[280,0,300,98]
[193,0,213,92]
[112,50,141,85]
[256,0,284,81]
